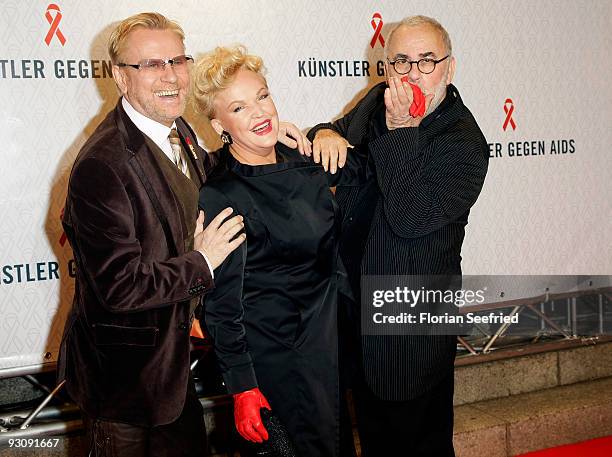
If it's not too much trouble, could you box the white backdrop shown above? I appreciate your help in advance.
[0,1,610,374]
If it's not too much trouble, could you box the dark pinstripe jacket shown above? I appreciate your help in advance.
[309,83,489,400]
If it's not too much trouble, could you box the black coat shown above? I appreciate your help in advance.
[198,144,363,457]
[309,83,489,400]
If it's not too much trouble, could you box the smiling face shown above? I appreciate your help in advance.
[386,23,456,115]
[112,28,190,126]
[211,68,279,164]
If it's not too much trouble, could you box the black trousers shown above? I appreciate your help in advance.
[86,378,207,457]
[353,372,455,457]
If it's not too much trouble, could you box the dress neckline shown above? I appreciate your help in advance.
[222,143,315,177]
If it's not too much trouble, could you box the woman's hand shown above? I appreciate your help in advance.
[233,388,271,443]
[277,121,312,156]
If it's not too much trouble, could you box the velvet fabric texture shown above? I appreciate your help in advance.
[59,101,213,426]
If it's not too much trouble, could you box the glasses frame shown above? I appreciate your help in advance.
[117,54,194,71]
[387,55,450,75]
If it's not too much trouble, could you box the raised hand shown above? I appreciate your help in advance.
[384,77,434,130]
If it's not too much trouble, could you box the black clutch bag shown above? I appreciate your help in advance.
[241,408,297,457]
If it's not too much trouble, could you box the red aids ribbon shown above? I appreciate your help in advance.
[370,13,385,48]
[185,137,198,160]
[503,98,516,131]
[44,4,66,46]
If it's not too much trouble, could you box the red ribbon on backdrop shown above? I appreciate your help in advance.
[503,98,517,131]
[370,13,385,48]
[44,4,66,46]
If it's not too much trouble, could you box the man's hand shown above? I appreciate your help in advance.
[384,77,434,130]
[277,121,312,156]
[194,208,245,270]
[312,129,353,174]
[233,388,271,443]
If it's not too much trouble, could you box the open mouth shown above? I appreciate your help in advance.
[155,89,179,98]
[251,119,273,136]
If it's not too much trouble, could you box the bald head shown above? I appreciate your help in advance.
[386,15,452,59]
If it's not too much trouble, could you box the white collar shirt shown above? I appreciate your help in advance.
[122,97,176,163]
[120,97,214,277]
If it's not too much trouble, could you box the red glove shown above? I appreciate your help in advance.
[401,77,426,117]
[233,388,272,443]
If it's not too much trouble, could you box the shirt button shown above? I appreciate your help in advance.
[179,322,188,330]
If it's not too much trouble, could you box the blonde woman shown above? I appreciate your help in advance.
[192,46,363,457]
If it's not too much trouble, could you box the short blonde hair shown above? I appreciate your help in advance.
[386,15,452,57]
[192,45,265,119]
[108,12,185,64]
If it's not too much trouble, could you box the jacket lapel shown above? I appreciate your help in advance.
[115,102,183,256]
[175,118,207,187]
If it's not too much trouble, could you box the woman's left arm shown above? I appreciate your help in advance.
[199,187,258,394]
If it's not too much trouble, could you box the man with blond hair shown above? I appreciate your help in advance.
[311,15,489,456]
[59,12,309,456]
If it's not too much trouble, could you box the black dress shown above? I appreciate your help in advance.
[199,143,363,457]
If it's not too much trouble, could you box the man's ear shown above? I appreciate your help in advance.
[210,118,224,136]
[446,56,456,86]
[112,65,128,95]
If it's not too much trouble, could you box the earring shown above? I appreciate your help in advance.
[220,131,232,144]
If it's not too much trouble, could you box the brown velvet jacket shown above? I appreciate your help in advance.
[59,101,213,426]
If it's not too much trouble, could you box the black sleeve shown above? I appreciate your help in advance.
[369,126,489,238]
[198,186,257,394]
[323,143,369,187]
[308,85,386,186]
[307,103,370,188]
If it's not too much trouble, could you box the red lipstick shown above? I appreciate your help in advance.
[252,119,272,136]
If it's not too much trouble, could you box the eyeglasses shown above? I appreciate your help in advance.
[117,55,194,73]
[387,55,449,75]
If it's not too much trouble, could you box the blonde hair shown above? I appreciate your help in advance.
[386,15,452,57]
[192,45,265,119]
[108,12,185,64]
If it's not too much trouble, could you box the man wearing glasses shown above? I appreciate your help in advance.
[59,12,308,456]
[310,15,489,456]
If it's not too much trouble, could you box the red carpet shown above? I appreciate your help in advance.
[516,436,612,457]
